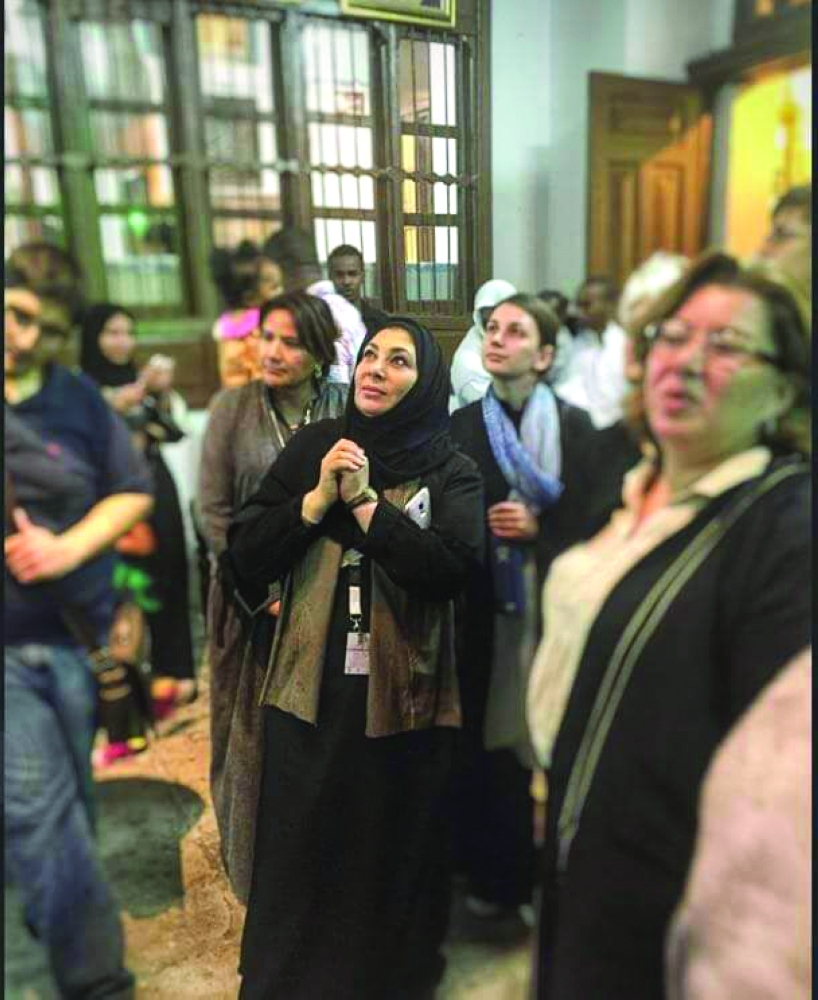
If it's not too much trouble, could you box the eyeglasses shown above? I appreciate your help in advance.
[4,304,40,329]
[644,318,782,369]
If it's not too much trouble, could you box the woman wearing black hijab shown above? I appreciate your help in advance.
[228,319,484,1000]
[80,304,196,729]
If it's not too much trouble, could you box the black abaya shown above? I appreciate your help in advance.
[140,450,195,681]
[239,565,455,1000]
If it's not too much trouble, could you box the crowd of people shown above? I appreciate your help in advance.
[3,183,811,1000]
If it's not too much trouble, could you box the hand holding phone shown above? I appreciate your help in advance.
[141,354,175,392]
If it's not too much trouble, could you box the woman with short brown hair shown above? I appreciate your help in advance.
[199,289,346,903]
[527,251,811,1000]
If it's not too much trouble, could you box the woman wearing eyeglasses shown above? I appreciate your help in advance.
[527,252,811,1000]
[198,290,347,903]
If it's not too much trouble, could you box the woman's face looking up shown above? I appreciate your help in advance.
[354,327,418,417]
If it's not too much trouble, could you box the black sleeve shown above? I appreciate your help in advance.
[142,393,186,444]
[448,404,472,447]
[722,473,811,724]
[569,409,633,536]
[228,428,485,603]
[361,455,485,601]
[450,401,507,508]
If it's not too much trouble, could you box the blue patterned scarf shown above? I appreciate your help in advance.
[481,383,564,512]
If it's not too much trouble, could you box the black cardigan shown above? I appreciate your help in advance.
[449,397,634,731]
[450,398,632,583]
[536,459,811,1000]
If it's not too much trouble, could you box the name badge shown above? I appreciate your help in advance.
[344,631,370,675]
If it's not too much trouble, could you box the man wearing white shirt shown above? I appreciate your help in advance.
[553,276,627,430]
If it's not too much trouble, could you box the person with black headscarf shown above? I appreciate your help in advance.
[80,304,196,746]
[227,318,484,1000]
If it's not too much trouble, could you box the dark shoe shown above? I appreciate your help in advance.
[455,894,533,946]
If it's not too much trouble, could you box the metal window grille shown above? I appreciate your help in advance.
[77,14,184,310]
[3,0,485,328]
[195,13,284,249]
[4,0,65,251]
[397,30,466,314]
[301,18,381,301]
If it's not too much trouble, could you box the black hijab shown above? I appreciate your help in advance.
[344,316,455,488]
[80,303,138,388]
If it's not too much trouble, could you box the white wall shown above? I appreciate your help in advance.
[624,0,714,81]
[708,0,736,51]
[489,0,552,294]
[707,84,738,246]
[161,409,209,550]
[491,0,734,297]
[545,0,627,295]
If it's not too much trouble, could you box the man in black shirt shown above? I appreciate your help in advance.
[328,243,388,336]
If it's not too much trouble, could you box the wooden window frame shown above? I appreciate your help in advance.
[5,1,66,249]
[300,16,383,302]
[394,29,471,318]
[195,12,286,254]
[79,15,189,318]
[5,0,492,403]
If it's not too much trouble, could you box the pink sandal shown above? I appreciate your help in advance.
[93,737,148,769]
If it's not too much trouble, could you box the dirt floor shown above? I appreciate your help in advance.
[5,663,533,1000]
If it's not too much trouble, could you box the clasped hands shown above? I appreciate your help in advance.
[301,438,372,525]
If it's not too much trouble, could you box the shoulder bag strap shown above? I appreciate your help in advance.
[555,461,806,875]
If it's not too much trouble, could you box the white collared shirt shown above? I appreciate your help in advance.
[527,446,773,768]
[553,321,628,429]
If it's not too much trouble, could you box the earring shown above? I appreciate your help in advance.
[314,362,323,379]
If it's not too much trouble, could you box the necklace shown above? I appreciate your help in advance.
[266,392,313,453]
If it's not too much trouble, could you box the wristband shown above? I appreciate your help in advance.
[301,498,322,526]
[346,487,378,511]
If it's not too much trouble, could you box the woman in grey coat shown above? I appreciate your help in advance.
[198,290,347,902]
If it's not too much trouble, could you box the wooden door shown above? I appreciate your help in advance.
[587,73,712,289]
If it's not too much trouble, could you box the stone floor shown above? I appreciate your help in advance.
[5,664,533,1000]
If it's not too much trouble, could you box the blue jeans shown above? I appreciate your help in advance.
[4,644,135,999]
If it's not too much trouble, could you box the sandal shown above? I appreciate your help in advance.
[93,737,148,769]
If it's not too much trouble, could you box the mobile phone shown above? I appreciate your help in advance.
[404,487,431,529]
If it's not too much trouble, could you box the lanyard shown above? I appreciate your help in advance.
[344,560,370,675]
[348,563,363,633]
